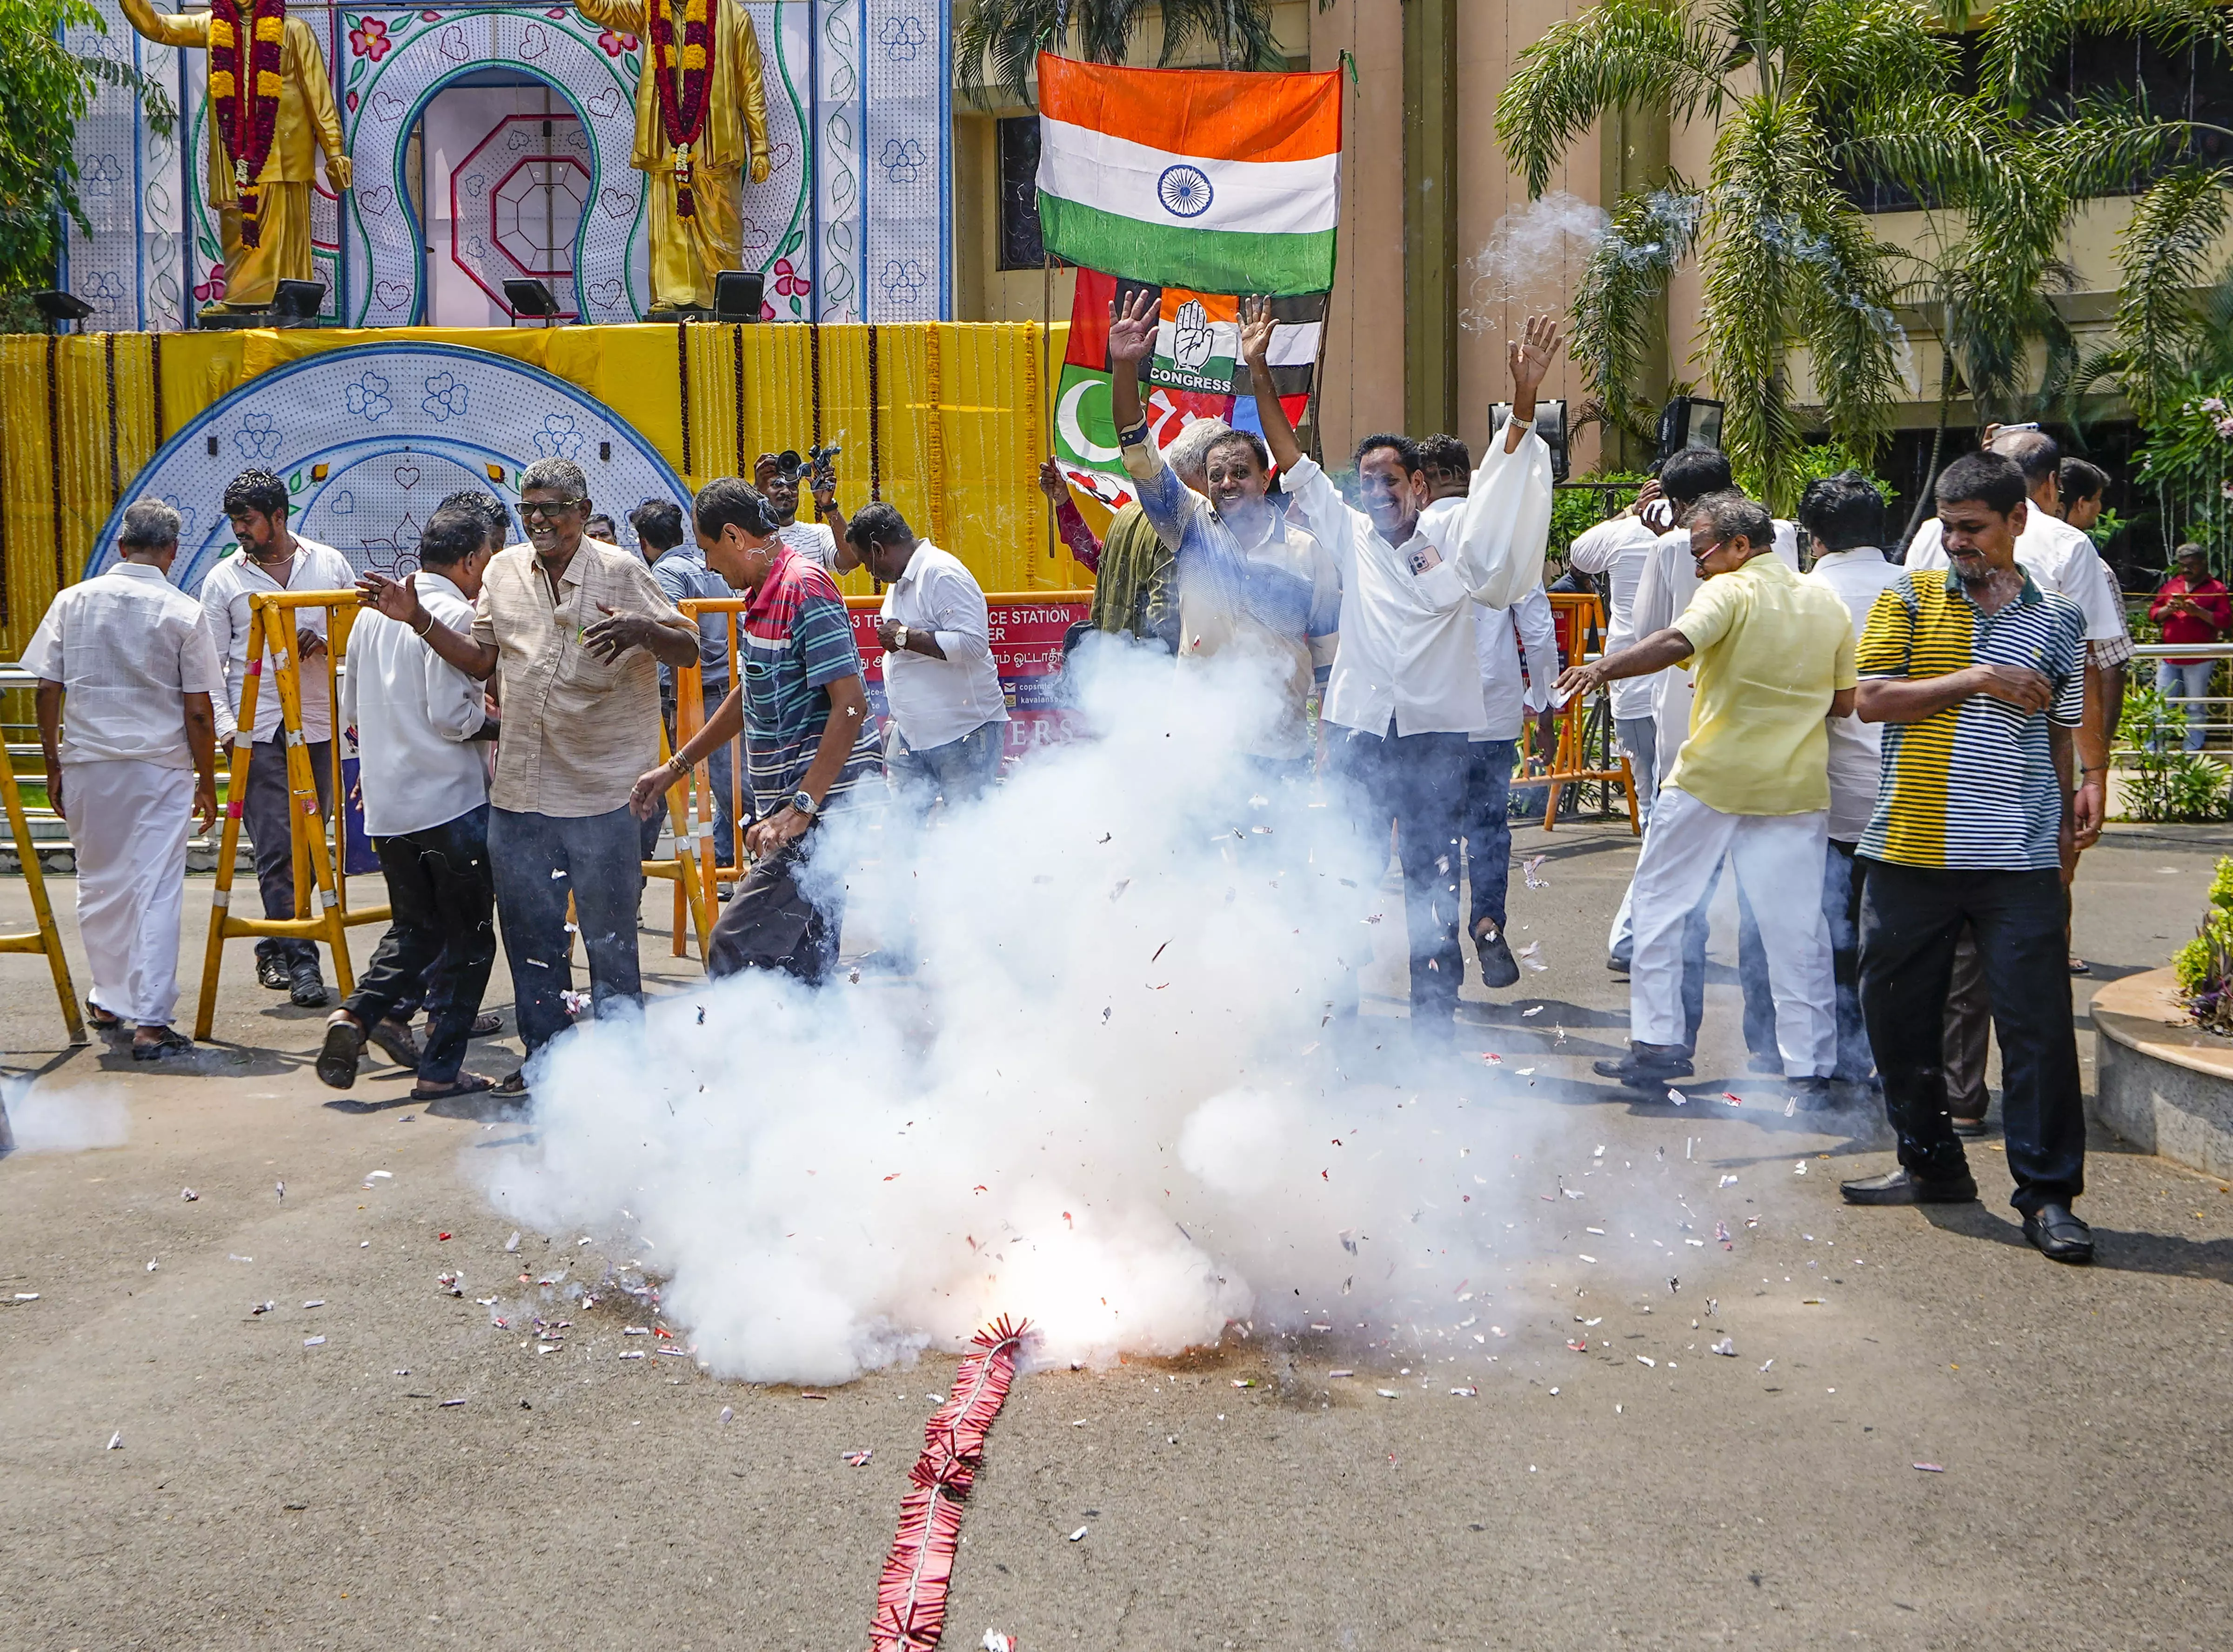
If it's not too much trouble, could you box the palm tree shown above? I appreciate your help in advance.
[958,0,1284,110]
[1498,0,1953,508]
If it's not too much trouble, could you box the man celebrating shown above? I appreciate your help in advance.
[321,507,499,1099]
[755,450,856,575]
[1556,493,1857,1098]
[358,457,699,1094]
[1106,300,1340,769]
[199,468,357,1008]
[1841,454,2097,1264]
[632,479,878,982]
[854,503,1009,811]
[1238,292,1561,1044]
[26,501,222,1059]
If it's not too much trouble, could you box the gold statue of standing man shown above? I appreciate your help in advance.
[118,0,350,316]
[574,0,773,314]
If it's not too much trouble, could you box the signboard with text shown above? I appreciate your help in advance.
[848,594,1092,759]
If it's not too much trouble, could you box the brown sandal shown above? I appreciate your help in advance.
[411,1073,496,1102]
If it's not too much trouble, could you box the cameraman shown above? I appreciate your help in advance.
[755,447,859,575]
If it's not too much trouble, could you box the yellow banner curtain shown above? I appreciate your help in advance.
[1,321,1084,655]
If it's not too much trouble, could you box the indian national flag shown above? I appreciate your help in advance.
[1035,53,1342,297]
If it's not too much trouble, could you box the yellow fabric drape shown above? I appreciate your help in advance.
[1,321,1084,655]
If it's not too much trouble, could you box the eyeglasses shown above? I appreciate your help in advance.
[518,499,583,521]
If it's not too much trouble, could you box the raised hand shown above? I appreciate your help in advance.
[1037,456,1069,502]
[1106,287,1159,367]
[1171,298,1211,370]
[1238,295,1276,374]
[1508,313,1564,397]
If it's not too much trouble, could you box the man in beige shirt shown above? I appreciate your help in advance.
[359,457,698,1093]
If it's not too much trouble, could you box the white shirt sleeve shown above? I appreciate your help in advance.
[1424,426,1556,609]
[1277,455,1366,586]
[1565,515,1635,575]
[1632,536,1677,641]
[21,599,65,684]
[1904,519,1947,569]
[925,559,994,667]
[424,633,488,742]
[1513,585,1559,713]
[199,574,244,742]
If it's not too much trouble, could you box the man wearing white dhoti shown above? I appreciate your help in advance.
[26,500,223,1058]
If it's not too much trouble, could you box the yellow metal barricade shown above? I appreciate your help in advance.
[674,597,755,930]
[193,590,392,1039]
[0,755,86,1043]
[1531,591,1641,836]
[643,714,714,960]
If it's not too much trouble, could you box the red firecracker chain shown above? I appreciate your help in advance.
[867,1315,1030,1652]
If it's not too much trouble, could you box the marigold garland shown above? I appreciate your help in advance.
[207,0,287,247]
[648,0,715,218]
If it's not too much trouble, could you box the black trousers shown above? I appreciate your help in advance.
[342,806,496,1083]
[706,839,843,984]
[1332,722,1471,1029]
[1857,858,2085,1212]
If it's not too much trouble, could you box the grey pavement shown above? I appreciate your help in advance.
[2,816,2231,1650]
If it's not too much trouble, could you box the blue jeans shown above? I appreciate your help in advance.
[489,805,644,1058]
[1462,739,1517,947]
[1332,722,1471,1030]
[886,719,1005,820]
[2156,658,2215,751]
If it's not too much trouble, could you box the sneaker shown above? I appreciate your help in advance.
[1475,930,1521,990]
[288,959,330,1009]
[256,955,291,991]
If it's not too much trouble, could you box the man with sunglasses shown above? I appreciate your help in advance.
[1556,492,1857,1101]
[358,457,698,1095]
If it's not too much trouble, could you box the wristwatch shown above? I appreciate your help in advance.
[891,623,910,651]
[789,789,820,818]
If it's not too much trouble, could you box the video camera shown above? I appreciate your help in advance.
[769,442,842,492]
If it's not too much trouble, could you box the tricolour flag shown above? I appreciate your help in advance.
[1035,53,1342,297]
[1052,269,1321,510]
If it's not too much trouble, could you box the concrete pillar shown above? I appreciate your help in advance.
[1597,101,1673,470]
[1402,0,1458,440]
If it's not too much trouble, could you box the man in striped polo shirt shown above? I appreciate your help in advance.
[632,478,879,983]
[1841,452,2100,1264]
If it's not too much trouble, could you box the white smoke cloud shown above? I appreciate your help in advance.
[476,645,1546,1386]
[1460,191,1609,335]
[0,1074,130,1154]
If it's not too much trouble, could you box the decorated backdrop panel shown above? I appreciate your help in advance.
[1,322,1078,656]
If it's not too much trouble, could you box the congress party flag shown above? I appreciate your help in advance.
[1051,269,1321,510]
[1035,53,1342,297]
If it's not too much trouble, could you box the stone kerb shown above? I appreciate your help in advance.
[2090,966,2233,1179]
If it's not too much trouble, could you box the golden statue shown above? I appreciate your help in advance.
[574,0,773,314]
[118,0,350,316]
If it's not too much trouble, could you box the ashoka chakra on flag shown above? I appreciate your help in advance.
[1035,53,1342,297]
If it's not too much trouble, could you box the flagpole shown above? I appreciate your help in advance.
[1042,252,1056,568]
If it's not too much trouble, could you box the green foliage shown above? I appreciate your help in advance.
[958,0,1283,109]
[0,0,175,303]
[2171,855,2233,1003]
[2133,378,2233,552]
[2118,682,2233,822]
[1736,441,1894,506]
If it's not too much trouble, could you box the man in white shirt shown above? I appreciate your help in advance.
[756,449,858,575]
[854,502,1010,811]
[1564,482,1665,821]
[25,500,222,1058]
[1799,470,1903,1098]
[319,507,499,1098]
[1236,295,1560,1042]
[198,467,360,1008]
[1422,435,1558,990]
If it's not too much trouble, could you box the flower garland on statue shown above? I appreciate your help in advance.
[648,0,715,219]
[206,0,288,247]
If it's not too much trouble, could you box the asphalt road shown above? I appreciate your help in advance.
[3,816,2231,1650]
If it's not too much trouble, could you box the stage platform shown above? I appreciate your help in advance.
[0,321,1089,654]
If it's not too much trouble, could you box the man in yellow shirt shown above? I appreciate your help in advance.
[1556,492,1858,1097]
[119,0,350,314]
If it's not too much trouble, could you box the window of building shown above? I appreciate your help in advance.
[997,115,1047,270]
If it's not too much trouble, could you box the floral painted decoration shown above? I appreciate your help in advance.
[348,15,389,60]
